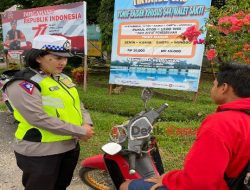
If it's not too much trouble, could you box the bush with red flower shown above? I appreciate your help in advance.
[205,0,249,65]
[180,0,249,67]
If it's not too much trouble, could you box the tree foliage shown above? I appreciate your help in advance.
[0,0,17,12]
[97,0,114,58]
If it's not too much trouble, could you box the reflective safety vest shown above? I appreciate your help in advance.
[4,68,83,142]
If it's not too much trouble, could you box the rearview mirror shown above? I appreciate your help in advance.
[141,88,153,110]
[101,142,122,155]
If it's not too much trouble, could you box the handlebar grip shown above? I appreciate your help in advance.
[129,153,136,175]
[156,103,168,114]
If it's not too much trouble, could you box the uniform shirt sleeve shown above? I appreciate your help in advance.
[162,116,230,190]
[80,102,93,125]
[6,80,86,138]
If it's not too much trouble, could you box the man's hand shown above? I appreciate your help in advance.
[80,124,94,141]
[145,175,165,190]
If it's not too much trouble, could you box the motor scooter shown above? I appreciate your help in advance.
[0,70,20,112]
[79,88,168,190]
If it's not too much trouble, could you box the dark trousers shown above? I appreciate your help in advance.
[128,179,168,190]
[14,143,80,190]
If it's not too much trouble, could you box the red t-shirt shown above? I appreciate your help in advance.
[162,98,250,190]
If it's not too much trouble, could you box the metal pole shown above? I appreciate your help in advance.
[5,52,9,69]
[109,84,113,95]
[83,55,88,92]
[193,91,199,102]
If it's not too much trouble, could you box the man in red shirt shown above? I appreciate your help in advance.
[4,20,26,50]
[120,63,250,190]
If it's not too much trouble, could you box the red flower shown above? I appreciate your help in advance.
[181,25,201,42]
[218,16,232,34]
[206,49,217,61]
[218,16,244,34]
[243,14,250,25]
[233,52,246,59]
[193,39,205,45]
[218,16,232,26]
[231,25,242,32]
[243,44,250,51]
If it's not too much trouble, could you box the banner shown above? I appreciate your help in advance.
[7,50,23,64]
[1,2,87,56]
[87,24,102,57]
[109,0,212,92]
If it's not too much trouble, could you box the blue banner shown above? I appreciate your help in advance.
[109,0,212,92]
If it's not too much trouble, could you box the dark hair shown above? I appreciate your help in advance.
[217,63,250,98]
[10,20,17,25]
[24,49,49,69]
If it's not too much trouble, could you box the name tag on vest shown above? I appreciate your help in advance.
[49,86,60,91]
[60,78,76,88]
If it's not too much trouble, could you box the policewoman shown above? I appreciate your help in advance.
[3,35,94,190]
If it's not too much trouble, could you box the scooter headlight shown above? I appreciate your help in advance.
[109,124,127,144]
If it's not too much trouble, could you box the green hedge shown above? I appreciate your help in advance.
[78,73,216,122]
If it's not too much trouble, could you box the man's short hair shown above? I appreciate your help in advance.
[10,20,17,25]
[217,63,250,98]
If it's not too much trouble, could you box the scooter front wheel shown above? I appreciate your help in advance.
[79,167,115,190]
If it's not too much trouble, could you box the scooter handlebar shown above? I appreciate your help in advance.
[129,153,136,175]
[156,103,168,114]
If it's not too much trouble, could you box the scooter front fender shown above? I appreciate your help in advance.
[80,154,107,171]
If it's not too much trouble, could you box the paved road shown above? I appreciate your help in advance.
[0,62,7,68]
[0,111,90,190]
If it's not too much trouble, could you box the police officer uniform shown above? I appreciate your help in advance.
[3,35,92,190]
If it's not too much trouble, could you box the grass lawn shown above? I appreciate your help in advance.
[0,103,6,111]
[0,69,216,172]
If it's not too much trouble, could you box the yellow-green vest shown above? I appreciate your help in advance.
[13,72,83,142]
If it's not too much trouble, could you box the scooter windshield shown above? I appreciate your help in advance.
[129,117,153,140]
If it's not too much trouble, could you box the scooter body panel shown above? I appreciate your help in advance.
[80,154,107,171]
[104,154,142,179]
[104,154,141,189]
[104,152,161,189]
